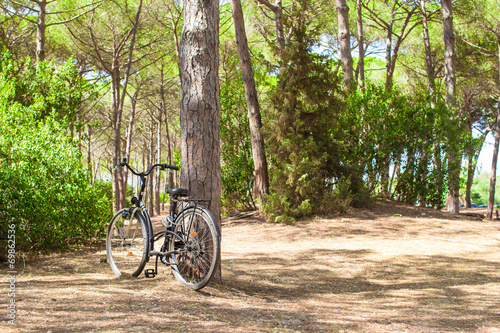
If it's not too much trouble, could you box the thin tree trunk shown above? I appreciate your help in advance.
[419,142,430,207]
[148,122,155,217]
[465,153,473,208]
[366,157,375,194]
[180,0,221,283]
[464,98,485,208]
[163,103,174,190]
[442,0,459,213]
[384,13,394,90]
[275,0,285,55]
[123,91,138,204]
[155,117,161,215]
[36,0,46,62]
[389,153,400,197]
[158,62,174,190]
[256,0,285,57]
[355,0,364,90]
[420,0,436,97]
[488,107,500,219]
[230,0,270,202]
[86,125,92,184]
[112,0,143,211]
[335,0,354,89]
[488,38,500,219]
[111,67,124,212]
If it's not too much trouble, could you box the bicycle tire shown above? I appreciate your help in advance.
[106,209,149,278]
[169,206,220,290]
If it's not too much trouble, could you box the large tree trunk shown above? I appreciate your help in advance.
[230,0,269,202]
[335,0,353,89]
[179,0,221,282]
[441,0,460,213]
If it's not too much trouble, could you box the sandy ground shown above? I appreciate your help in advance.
[1,200,500,332]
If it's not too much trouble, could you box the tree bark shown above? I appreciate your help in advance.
[488,102,500,219]
[123,90,139,204]
[179,0,221,282]
[111,64,124,212]
[488,36,500,219]
[442,0,456,108]
[256,0,285,57]
[419,141,430,207]
[163,102,174,190]
[355,0,364,90]
[334,0,354,89]
[230,0,270,202]
[36,0,46,62]
[109,0,144,211]
[147,121,155,217]
[155,117,161,215]
[441,0,460,213]
[420,0,436,96]
[86,125,93,184]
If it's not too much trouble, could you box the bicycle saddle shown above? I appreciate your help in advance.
[167,188,189,198]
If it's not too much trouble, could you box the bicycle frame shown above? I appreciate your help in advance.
[117,158,177,257]
[114,157,221,280]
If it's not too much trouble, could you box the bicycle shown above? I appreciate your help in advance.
[106,158,221,290]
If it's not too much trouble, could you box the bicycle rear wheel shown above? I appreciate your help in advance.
[106,209,149,277]
[169,206,220,290]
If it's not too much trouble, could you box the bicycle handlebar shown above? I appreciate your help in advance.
[115,158,179,176]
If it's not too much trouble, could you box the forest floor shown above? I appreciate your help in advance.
[1,200,500,333]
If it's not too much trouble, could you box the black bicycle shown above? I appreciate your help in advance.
[106,158,220,290]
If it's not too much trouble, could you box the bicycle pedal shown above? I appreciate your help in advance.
[144,269,157,278]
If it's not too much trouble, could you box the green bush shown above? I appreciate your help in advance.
[469,172,500,205]
[263,21,371,218]
[0,52,112,256]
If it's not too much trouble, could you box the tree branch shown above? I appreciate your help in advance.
[255,0,277,14]
[46,1,104,26]
[0,5,38,24]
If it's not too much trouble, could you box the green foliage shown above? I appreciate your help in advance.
[469,172,500,206]
[263,14,371,220]
[0,53,112,256]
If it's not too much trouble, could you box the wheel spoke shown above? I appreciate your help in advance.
[169,207,219,289]
[106,212,148,277]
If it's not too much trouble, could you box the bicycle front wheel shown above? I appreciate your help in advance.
[106,209,149,277]
[169,206,220,290]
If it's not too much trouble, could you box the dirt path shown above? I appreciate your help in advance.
[2,201,500,332]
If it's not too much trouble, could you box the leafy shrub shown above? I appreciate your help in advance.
[263,20,367,219]
[0,52,112,257]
